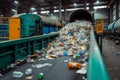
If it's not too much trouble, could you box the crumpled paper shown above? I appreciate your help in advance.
[32,63,52,68]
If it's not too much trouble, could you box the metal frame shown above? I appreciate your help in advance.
[0,33,59,71]
[87,29,110,80]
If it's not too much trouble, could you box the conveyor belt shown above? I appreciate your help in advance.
[0,56,84,80]
[103,39,120,80]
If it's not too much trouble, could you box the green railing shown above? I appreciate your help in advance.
[0,33,59,71]
[87,29,110,80]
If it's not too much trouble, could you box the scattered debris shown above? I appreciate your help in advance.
[68,61,82,69]
[32,63,52,68]
[115,40,120,45]
[38,58,47,61]
[76,68,87,74]
[46,55,57,59]
[25,68,32,75]
[12,71,23,78]
[64,59,69,62]
[26,55,36,63]
[0,73,3,77]
[82,76,87,80]
[26,76,33,80]
[38,73,44,79]
[30,53,39,58]
[116,52,120,55]
[114,67,118,70]
[64,58,72,62]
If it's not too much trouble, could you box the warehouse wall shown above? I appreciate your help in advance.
[109,0,120,23]
[94,8,109,26]
[113,1,116,21]
[94,9,108,19]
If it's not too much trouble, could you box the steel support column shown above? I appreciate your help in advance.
[64,8,67,23]
[116,0,119,20]
[59,0,62,20]
[84,0,87,9]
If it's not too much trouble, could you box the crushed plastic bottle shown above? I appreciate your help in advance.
[38,73,44,79]
[12,71,23,78]
[25,68,32,75]
[68,61,82,69]
[32,63,52,68]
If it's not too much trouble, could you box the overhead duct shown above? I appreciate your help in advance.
[69,9,93,22]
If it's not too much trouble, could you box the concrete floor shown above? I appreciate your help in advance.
[102,39,120,80]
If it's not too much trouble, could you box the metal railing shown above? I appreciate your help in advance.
[87,29,110,80]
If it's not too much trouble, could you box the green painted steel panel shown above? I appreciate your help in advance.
[19,14,42,37]
[0,33,59,71]
[0,55,12,70]
[0,51,13,70]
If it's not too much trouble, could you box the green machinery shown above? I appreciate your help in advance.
[0,33,59,71]
[9,14,63,40]
[9,14,42,40]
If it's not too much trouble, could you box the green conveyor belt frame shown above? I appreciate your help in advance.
[0,33,59,71]
[87,29,110,80]
[0,30,110,80]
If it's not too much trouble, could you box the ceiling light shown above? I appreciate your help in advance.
[32,12,38,14]
[53,8,83,12]
[96,0,99,4]
[73,3,77,6]
[41,11,49,14]
[86,7,89,10]
[67,8,83,11]
[94,5,107,9]
[12,9,16,11]
[14,0,19,4]
[31,7,35,11]
[51,14,53,16]
[41,8,44,10]
[54,9,64,12]
[87,3,89,5]
[54,6,57,9]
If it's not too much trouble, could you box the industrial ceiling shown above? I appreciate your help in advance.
[0,0,110,16]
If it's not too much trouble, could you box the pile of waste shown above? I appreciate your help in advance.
[27,21,92,73]
[46,21,92,60]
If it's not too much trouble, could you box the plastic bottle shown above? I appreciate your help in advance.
[63,51,68,56]
[68,61,81,69]
[25,68,32,75]
[73,53,80,59]
[38,73,44,79]
[13,71,23,78]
